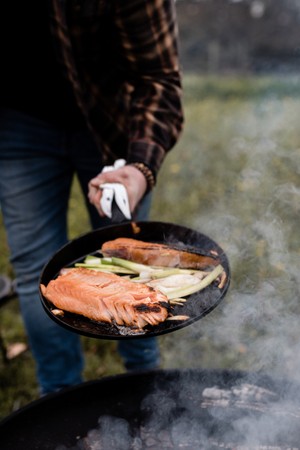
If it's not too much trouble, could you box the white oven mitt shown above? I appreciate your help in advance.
[99,159,131,220]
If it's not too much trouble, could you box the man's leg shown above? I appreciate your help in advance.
[0,110,84,394]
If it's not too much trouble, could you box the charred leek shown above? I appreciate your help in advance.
[110,257,201,279]
[75,256,135,274]
[164,264,224,300]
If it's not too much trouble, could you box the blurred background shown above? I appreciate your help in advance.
[1,0,300,419]
[177,0,300,74]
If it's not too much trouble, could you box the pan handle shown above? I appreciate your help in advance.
[111,200,129,223]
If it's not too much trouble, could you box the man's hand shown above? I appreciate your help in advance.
[88,165,147,217]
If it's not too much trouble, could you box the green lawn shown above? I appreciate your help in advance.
[1,74,300,419]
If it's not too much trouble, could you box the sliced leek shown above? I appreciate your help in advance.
[165,264,224,300]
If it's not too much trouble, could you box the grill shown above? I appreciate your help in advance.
[1,369,299,449]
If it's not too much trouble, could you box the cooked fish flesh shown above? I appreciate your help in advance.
[40,267,169,329]
[101,237,219,269]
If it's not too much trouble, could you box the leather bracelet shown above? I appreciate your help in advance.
[130,162,156,192]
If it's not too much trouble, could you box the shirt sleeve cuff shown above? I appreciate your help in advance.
[127,140,166,180]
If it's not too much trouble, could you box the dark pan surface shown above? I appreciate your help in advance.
[39,221,230,339]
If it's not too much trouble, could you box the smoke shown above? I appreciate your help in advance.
[162,78,300,366]
[160,197,300,378]
[158,125,300,387]
[55,415,133,450]
[54,370,300,448]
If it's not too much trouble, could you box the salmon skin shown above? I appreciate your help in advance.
[101,237,219,269]
[40,267,169,330]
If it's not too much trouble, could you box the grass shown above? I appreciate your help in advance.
[1,74,300,420]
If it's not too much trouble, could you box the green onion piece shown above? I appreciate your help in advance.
[84,256,103,265]
[110,257,152,274]
[165,264,225,300]
[166,315,190,321]
[100,258,114,265]
[82,256,114,266]
[110,256,203,279]
[169,299,186,306]
[74,263,135,274]
[148,268,197,279]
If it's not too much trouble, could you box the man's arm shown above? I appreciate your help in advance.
[114,0,184,177]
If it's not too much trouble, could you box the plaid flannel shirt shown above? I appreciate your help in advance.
[49,0,184,177]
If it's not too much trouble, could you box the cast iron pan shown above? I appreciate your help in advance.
[39,221,230,339]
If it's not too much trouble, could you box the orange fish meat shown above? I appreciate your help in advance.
[40,267,169,329]
[101,237,219,269]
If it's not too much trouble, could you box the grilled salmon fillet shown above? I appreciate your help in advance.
[101,238,219,269]
[40,267,169,329]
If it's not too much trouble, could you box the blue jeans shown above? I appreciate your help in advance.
[0,108,159,394]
